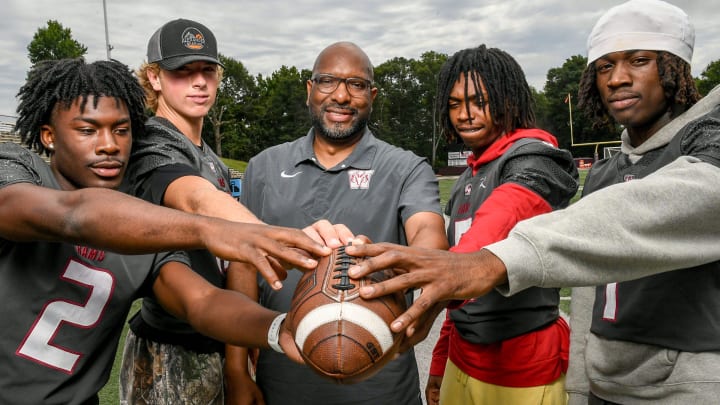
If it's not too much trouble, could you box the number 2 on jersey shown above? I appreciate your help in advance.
[16,259,114,373]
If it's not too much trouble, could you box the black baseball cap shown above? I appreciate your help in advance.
[146,18,224,70]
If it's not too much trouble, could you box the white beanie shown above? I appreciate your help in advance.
[586,0,694,65]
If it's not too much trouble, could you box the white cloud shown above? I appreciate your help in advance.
[1,0,717,116]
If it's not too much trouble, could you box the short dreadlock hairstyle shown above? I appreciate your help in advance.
[14,58,147,155]
[437,44,536,142]
[577,52,700,129]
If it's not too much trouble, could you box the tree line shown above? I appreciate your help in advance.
[28,20,720,169]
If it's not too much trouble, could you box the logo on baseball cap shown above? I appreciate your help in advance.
[147,18,224,70]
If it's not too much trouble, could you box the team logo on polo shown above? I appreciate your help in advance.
[181,28,206,50]
[348,170,374,189]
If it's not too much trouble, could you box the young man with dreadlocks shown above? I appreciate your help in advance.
[424,45,578,405]
[566,1,720,403]
[0,58,329,405]
[345,1,720,404]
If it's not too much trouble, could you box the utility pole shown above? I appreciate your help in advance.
[103,0,113,59]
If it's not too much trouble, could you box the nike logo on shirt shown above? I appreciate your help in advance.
[281,170,302,178]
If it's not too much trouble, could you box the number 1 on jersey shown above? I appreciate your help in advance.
[602,282,618,321]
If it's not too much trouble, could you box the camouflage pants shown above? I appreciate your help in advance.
[119,329,224,405]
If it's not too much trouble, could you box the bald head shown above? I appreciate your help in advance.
[307,41,377,144]
[312,42,374,81]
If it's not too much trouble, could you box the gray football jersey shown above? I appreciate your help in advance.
[124,117,229,335]
[0,143,187,404]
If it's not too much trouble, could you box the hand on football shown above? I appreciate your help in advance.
[346,243,508,339]
[204,221,331,290]
[302,219,355,248]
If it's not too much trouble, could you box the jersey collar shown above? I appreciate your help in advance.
[294,127,377,171]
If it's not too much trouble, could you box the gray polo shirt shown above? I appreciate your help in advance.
[241,127,441,405]
[241,127,440,238]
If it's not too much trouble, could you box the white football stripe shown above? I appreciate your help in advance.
[295,302,394,352]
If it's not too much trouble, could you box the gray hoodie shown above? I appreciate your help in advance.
[486,85,720,404]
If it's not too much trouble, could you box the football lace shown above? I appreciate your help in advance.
[332,245,357,291]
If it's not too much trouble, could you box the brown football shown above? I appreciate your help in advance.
[286,244,407,384]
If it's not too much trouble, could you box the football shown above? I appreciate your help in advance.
[286,244,407,384]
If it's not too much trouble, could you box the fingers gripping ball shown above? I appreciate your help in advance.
[286,244,406,384]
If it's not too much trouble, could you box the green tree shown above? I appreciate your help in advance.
[248,66,310,158]
[414,51,448,168]
[27,20,87,64]
[373,56,416,150]
[531,86,551,138]
[372,52,447,168]
[696,59,720,96]
[543,55,585,150]
[204,54,258,158]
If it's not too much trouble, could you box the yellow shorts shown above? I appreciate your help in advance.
[439,359,568,405]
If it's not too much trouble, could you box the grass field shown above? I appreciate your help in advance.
[221,157,248,173]
[98,169,589,403]
[98,300,140,404]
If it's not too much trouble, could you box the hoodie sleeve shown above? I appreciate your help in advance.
[487,157,720,296]
[565,286,594,404]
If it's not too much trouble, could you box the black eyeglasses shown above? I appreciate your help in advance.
[311,74,372,97]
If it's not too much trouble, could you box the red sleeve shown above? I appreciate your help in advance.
[450,182,551,253]
[429,312,454,376]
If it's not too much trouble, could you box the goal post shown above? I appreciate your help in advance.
[603,146,622,159]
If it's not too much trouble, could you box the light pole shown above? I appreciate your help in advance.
[103,0,113,59]
[566,92,574,145]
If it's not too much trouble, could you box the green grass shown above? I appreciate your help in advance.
[438,177,455,208]
[221,157,248,173]
[98,300,140,404]
[571,168,589,204]
[560,287,572,315]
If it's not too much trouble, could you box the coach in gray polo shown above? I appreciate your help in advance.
[226,41,448,405]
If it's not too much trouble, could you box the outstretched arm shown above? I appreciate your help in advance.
[347,158,720,337]
[164,175,262,223]
[347,243,507,334]
[0,183,330,278]
[395,211,450,348]
[166,176,356,245]
[165,176,352,284]
[152,260,301,360]
[224,263,266,405]
[489,157,720,295]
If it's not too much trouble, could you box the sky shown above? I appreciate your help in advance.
[1,0,718,119]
